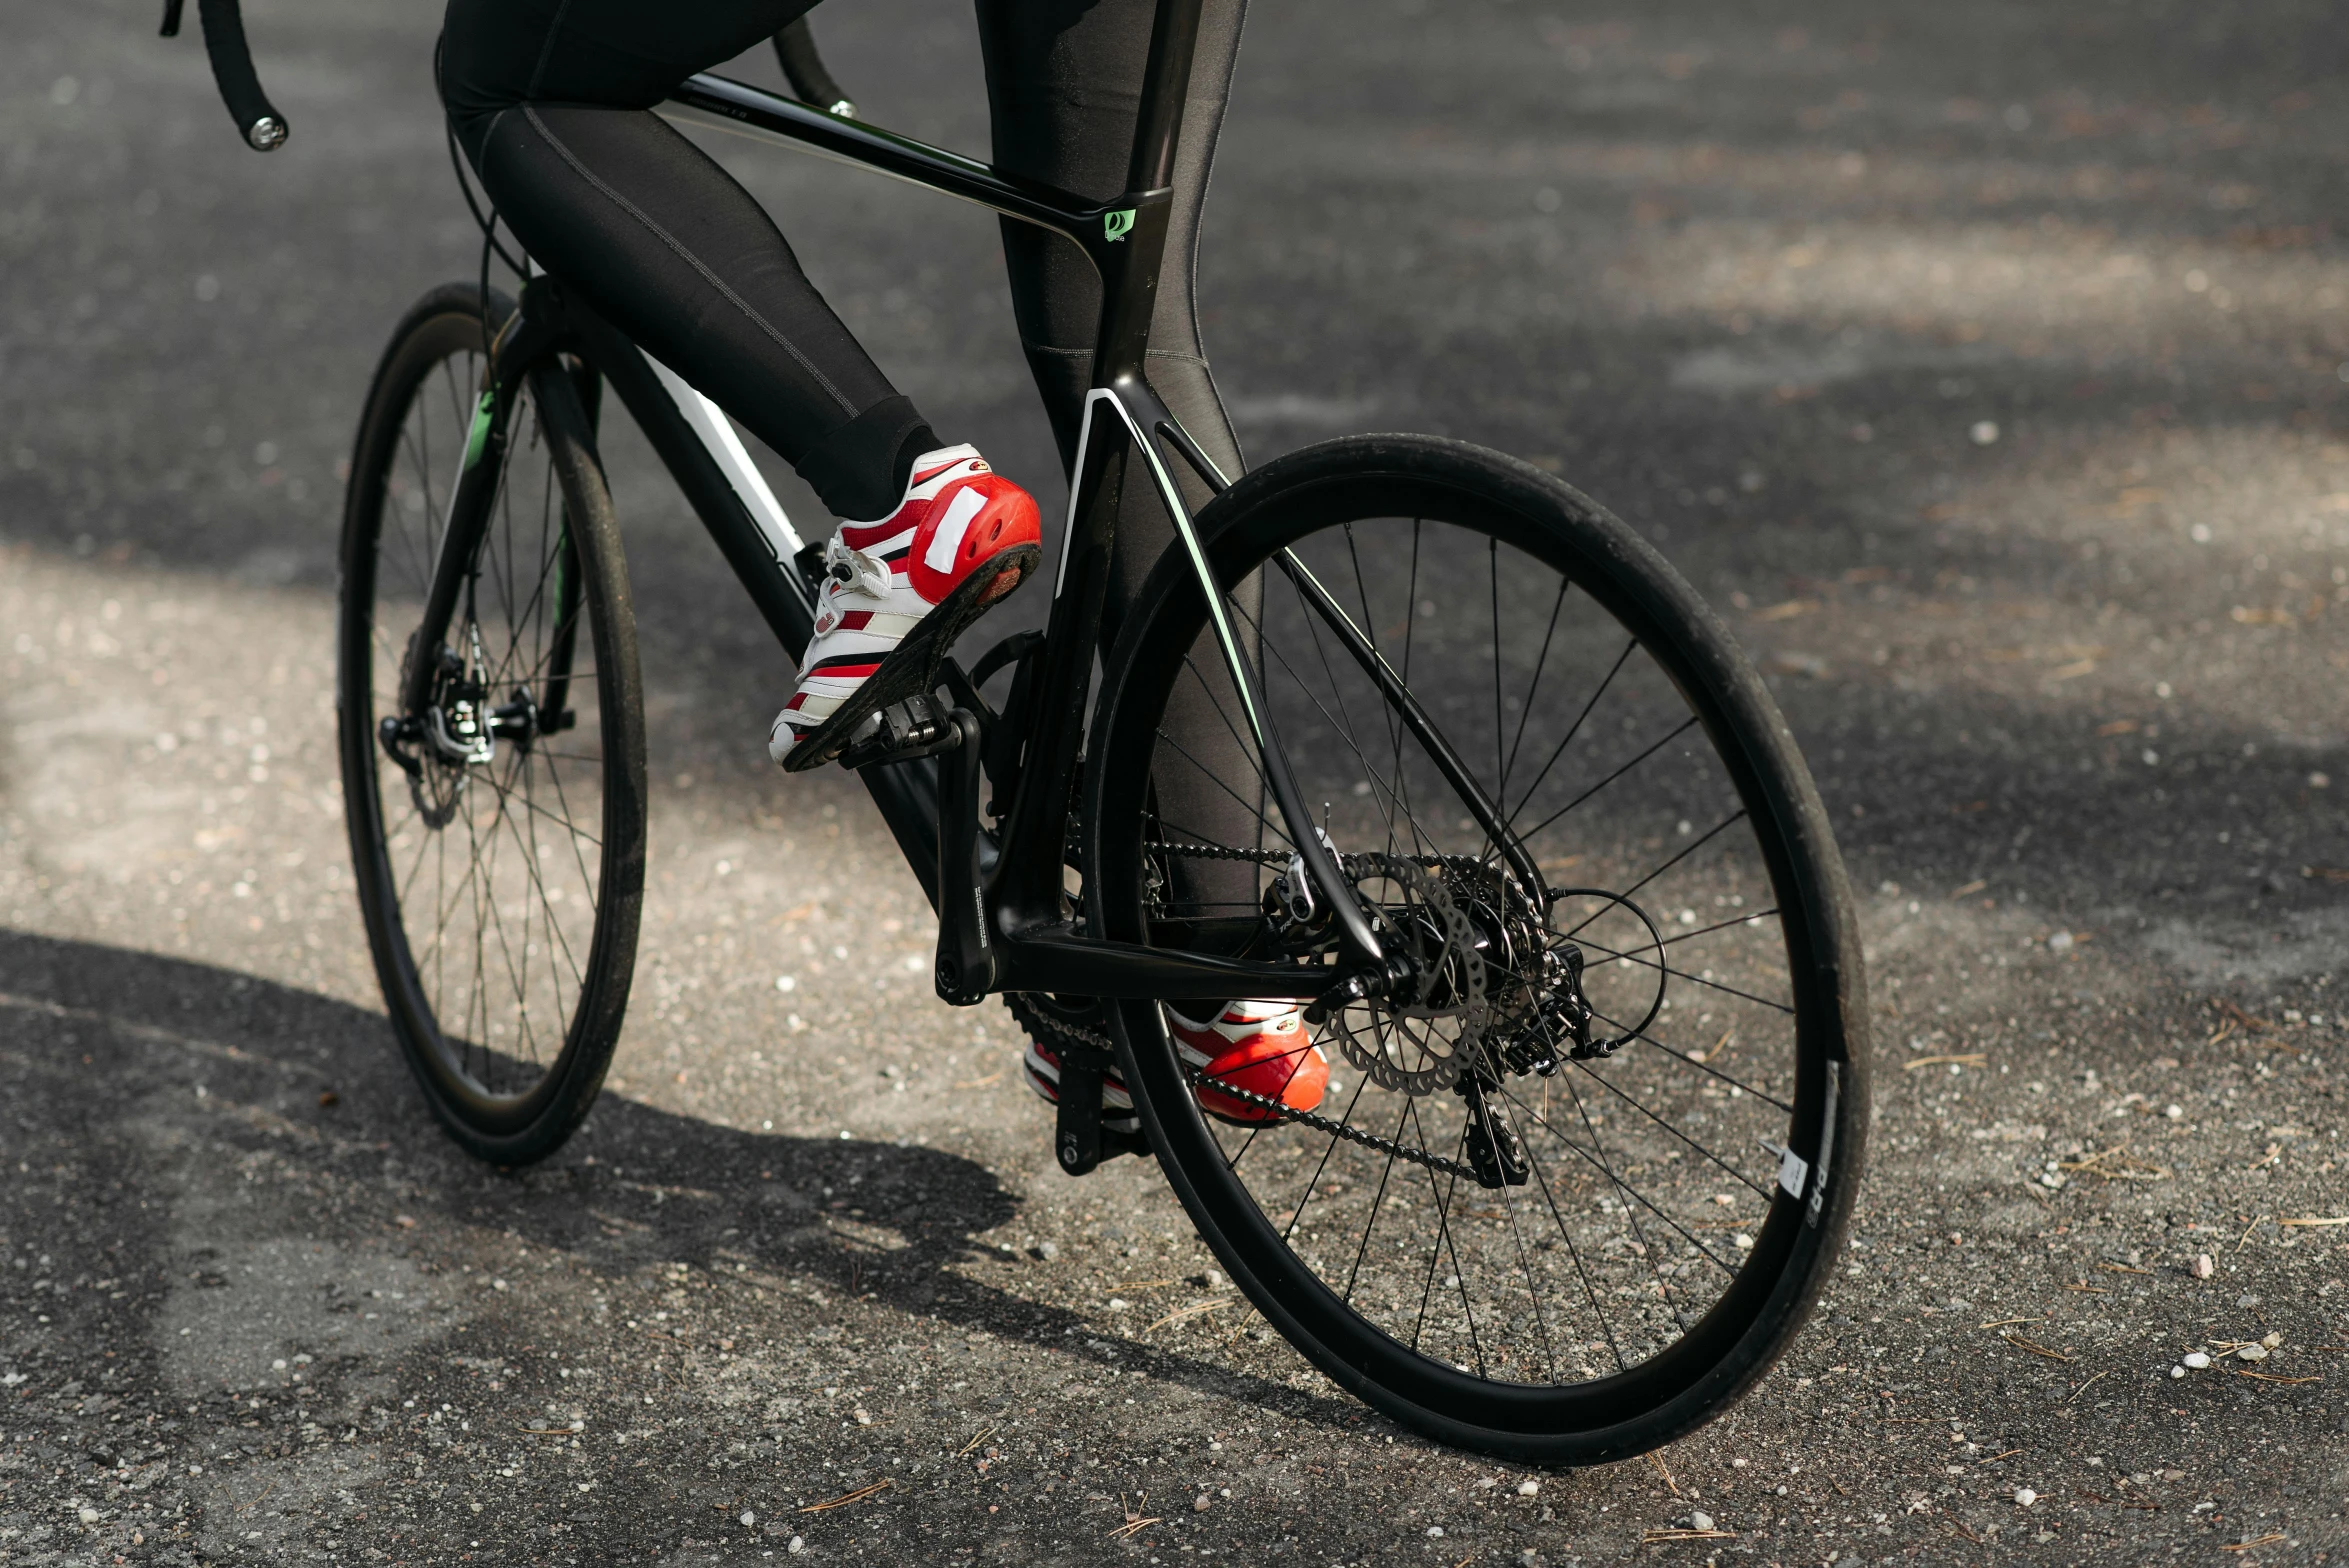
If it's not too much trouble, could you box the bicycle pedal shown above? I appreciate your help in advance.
[836,692,964,769]
[1050,1049,1147,1176]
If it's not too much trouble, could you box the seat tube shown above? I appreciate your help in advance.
[1086,0,1205,387]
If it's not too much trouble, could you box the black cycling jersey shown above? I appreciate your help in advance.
[438,0,1246,550]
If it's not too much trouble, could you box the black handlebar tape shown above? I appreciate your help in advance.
[773,18,854,117]
[195,0,288,151]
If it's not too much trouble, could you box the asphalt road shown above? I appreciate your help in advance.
[6,0,2349,1563]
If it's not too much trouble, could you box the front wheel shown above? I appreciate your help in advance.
[337,283,647,1165]
[1086,434,1868,1463]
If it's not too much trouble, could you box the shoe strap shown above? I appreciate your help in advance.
[821,534,892,602]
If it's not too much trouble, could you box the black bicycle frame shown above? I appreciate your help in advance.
[409,0,1393,1009]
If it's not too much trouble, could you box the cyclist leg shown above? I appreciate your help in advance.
[982,2,1326,1123]
[439,0,931,519]
[977,0,1249,547]
[440,0,1045,764]
[979,0,1259,868]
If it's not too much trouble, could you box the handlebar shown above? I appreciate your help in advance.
[161,0,288,152]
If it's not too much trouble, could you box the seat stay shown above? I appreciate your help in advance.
[1059,379,1391,972]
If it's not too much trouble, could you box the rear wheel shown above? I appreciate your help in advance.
[1087,434,1868,1462]
[337,284,646,1165]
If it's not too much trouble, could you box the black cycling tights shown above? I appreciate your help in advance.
[442,0,1258,913]
[439,0,1246,552]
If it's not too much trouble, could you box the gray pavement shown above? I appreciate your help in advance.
[4,0,2349,1563]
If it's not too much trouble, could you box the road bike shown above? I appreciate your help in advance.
[168,0,1870,1464]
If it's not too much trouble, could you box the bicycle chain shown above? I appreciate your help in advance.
[1000,991,1476,1182]
[1146,841,1504,879]
[1002,840,1514,1178]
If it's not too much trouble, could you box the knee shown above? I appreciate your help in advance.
[437,0,552,125]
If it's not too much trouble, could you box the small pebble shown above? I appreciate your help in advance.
[2237,1344,2268,1362]
[2190,1254,2214,1279]
[1691,1511,1715,1531]
[2014,1488,2037,1507]
[788,1537,805,1555]
[1036,1241,1059,1261]
[1518,1479,1540,1496]
[741,1510,756,1527]
[2170,1365,2186,1379]
[1194,1494,1212,1512]
[2183,1351,2211,1370]
[1427,1526,1446,1537]
[853,1408,873,1425]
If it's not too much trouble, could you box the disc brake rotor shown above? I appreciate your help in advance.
[1325,853,1488,1095]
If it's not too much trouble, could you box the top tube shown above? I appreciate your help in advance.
[662,73,1153,261]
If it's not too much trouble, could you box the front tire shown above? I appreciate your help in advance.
[1086,434,1868,1462]
[337,284,647,1165]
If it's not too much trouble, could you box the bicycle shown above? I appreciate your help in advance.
[168,0,1871,1464]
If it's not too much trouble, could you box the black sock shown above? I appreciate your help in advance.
[795,395,940,521]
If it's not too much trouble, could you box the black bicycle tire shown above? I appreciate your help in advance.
[337,282,648,1166]
[1085,432,1869,1463]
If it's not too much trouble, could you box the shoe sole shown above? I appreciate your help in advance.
[780,543,1043,773]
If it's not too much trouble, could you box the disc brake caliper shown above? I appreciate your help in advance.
[424,646,495,766]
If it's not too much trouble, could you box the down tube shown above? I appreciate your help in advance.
[577,312,949,905]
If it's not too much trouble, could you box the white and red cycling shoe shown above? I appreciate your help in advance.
[1022,1000,1330,1131]
[769,444,1042,771]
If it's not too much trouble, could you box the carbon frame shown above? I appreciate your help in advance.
[423,0,1388,1007]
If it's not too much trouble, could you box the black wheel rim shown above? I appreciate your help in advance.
[1094,448,1859,1445]
[344,312,616,1128]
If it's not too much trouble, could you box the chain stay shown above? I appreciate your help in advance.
[1001,992,1476,1181]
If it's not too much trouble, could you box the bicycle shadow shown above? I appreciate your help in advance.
[0,927,1371,1438]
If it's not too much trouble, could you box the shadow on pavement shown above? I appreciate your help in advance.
[0,925,1367,1434]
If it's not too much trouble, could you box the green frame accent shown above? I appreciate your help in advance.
[460,390,495,471]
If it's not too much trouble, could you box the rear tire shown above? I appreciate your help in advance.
[337,284,647,1165]
[1086,434,1868,1462]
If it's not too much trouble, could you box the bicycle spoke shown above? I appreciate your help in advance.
[353,329,617,1115]
[1504,636,1637,831]
[1514,714,1703,846]
[1501,577,1570,798]
[1150,725,1295,852]
[1572,931,1794,1016]
[1341,1095,1416,1306]
[1237,595,1451,857]
[1554,808,1749,940]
